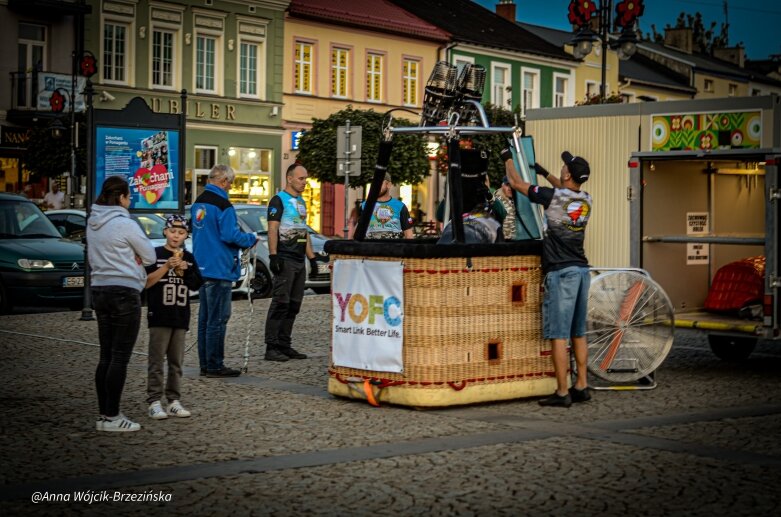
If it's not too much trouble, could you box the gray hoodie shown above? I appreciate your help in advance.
[87,204,156,292]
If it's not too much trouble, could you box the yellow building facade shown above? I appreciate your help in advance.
[281,12,446,234]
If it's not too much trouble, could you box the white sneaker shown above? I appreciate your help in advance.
[96,415,106,431]
[100,414,141,432]
[166,400,191,418]
[148,401,168,420]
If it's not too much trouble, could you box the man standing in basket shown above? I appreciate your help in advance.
[501,149,593,408]
[263,163,318,362]
[361,172,414,239]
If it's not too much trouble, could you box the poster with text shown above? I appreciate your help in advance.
[94,127,180,211]
[332,259,404,373]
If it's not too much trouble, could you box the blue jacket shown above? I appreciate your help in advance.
[191,184,256,281]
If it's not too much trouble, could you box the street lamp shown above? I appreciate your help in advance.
[567,0,645,101]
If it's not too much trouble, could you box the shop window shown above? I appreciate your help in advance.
[227,147,272,205]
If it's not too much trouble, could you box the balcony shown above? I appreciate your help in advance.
[7,71,84,125]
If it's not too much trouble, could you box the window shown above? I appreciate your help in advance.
[193,146,218,202]
[294,41,313,94]
[585,81,600,101]
[331,48,349,98]
[728,83,737,96]
[454,55,473,76]
[366,53,383,102]
[239,41,259,96]
[195,35,216,93]
[402,58,419,106]
[152,29,175,88]
[16,23,46,108]
[704,79,714,92]
[103,22,128,83]
[237,20,267,99]
[553,74,569,107]
[521,68,539,115]
[751,88,762,96]
[491,63,510,108]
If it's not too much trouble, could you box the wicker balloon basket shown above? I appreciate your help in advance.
[325,240,556,407]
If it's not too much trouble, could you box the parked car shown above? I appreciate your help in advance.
[46,209,260,299]
[0,194,85,312]
[233,203,331,295]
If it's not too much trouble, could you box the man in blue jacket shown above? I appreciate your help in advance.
[191,164,259,377]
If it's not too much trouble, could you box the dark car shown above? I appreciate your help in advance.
[0,193,85,312]
[233,203,331,294]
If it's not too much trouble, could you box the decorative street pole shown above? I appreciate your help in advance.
[567,0,645,101]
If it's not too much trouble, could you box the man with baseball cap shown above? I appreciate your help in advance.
[501,148,593,408]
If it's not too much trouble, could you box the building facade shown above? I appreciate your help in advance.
[283,0,449,234]
[0,0,90,201]
[83,0,288,206]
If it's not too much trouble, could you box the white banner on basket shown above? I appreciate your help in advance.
[332,259,404,373]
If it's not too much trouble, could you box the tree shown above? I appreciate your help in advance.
[21,115,87,180]
[650,11,737,54]
[296,106,429,187]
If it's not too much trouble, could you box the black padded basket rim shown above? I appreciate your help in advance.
[324,239,542,259]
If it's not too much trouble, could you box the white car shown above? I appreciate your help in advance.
[45,209,261,299]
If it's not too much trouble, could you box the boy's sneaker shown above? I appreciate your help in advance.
[538,392,572,408]
[569,386,592,403]
[100,414,141,432]
[148,401,168,420]
[264,349,289,362]
[206,366,241,377]
[167,400,191,418]
[280,347,307,359]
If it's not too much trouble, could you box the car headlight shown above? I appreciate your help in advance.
[18,259,55,269]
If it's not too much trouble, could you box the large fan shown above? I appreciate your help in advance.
[586,270,674,383]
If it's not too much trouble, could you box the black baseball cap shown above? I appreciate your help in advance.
[561,151,591,184]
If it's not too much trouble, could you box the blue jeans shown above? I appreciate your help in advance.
[92,286,142,417]
[197,279,232,372]
[543,266,591,340]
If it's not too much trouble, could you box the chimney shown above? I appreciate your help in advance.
[664,27,693,54]
[713,46,745,68]
[496,0,516,22]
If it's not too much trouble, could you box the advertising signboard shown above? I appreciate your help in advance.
[94,127,181,211]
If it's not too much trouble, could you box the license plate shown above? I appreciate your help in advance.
[63,276,84,288]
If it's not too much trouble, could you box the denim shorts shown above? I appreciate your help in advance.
[543,266,591,340]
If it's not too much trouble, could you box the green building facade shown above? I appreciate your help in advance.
[83,0,288,206]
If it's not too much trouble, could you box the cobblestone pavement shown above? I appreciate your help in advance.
[1,295,780,516]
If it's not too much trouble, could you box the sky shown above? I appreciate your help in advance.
[472,0,781,60]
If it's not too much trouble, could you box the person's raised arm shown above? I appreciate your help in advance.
[533,162,562,189]
[500,148,532,197]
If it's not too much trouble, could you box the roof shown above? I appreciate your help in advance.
[390,0,574,62]
[288,0,450,42]
[619,53,696,94]
[517,22,574,49]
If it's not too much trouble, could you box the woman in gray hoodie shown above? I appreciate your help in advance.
[88,176,156,432]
